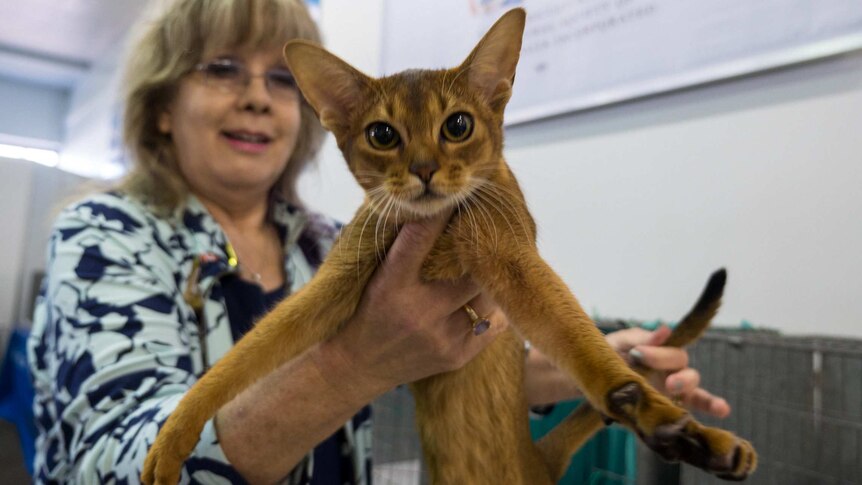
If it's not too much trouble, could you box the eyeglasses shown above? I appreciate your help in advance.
[194,58,298,101]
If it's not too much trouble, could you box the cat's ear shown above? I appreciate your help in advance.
[459,8,526,110]
[283,41,370,134]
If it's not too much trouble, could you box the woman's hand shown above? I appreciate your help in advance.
[606,325,730,418]
[325,211,508,394]
[218,212,507,483]
[526,325,730,418]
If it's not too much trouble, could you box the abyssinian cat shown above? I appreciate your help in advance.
[143,8,756,484]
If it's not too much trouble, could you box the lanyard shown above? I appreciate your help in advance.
[182,243,240,372]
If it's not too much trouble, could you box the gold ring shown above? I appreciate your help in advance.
[463,303,491,336]
[672,394,683,407]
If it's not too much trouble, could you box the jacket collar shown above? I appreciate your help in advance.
[180,193,310,285]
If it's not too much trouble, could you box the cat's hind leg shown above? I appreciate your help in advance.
[535,401,605,480]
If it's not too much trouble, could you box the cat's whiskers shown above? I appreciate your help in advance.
[343,185,386,255]
[451,192,469,245]
[354,176,383,185]
[353,171,386,188]
[373,195,396,264]
[467,186,500,252]
[394,197,404,228]
[351,195,379,270]
[470,186,523,252]
[381,195,399,260]
[476,182,533,244]
[470,178,522,224]
[455,192,483,254]
[353,169,385,178]
[355,192,390,277]
[454,191,463,228]
[469,170,534,243]
[458,191,483,251]
[462,186,488,250]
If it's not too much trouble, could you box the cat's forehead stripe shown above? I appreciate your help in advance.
[383,69,451,124]
[401,70,434,116]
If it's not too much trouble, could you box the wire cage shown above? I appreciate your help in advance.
[680,329,862,485]
[372,328,862,485]
[372,386,637,485]
[372,387,427,484]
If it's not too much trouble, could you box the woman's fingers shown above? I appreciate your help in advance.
[429,275,480,310]
[615,327,733,419]
[644,324,672,346]
[380,211,452,284]
[683,388,731,419]
[665,367,700,395]
[630,344,689,371]
[442,293,508,364]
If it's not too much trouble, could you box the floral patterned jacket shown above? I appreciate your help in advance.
[27,191,372,484]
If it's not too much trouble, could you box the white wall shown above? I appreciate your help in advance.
[301,0,862,338]
[0,158,35,331]
[59,36,127,179]
[0,77,68,148]
[0,157,89,335]
[51,1,861,338]
[505,53,862,339]
[58,1,164,179]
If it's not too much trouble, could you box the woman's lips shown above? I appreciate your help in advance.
[222,131,271,154]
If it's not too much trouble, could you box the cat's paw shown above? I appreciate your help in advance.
[645,415,757,481]
[141,423,198,485]
[607,382,757,481]
[141,439,183,485]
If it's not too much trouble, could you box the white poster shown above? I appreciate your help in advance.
[381,0,862,124]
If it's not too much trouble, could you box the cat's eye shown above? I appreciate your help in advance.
[441,112,474,142]
[366,122,401,150]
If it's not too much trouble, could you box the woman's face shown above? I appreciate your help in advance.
[159,45,302,202]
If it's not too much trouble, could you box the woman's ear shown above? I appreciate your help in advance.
[158,110,172,134]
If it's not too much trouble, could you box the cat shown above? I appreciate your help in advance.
[143,8,756,484]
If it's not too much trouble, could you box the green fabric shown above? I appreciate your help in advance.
[530,399,636,485]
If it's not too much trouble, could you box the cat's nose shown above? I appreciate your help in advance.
[409,160,439,184]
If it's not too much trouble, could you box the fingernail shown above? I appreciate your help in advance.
[629,349,644,365]
[672,380,684,392]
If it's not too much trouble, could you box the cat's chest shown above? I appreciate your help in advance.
[419,202,533,282]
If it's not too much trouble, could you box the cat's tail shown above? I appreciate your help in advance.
[536,268,727,480]
[662,267,726,349]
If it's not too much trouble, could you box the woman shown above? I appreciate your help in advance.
[27,0,729,483]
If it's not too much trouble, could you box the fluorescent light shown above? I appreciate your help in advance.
[0,143,60,167]
[56,153,126,179]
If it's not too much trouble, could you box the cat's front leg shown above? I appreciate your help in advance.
[606,377,756,480]
[142,241,379,484]
[469,252,755,480]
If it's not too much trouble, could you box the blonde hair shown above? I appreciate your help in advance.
[121,0,325,213]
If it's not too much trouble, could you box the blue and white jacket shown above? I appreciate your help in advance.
[27,191,372,484]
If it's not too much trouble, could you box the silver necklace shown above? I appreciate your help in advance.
[226,242,264,284]
[243,265,263,284]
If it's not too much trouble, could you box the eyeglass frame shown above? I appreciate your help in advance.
[193,58,300,101]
